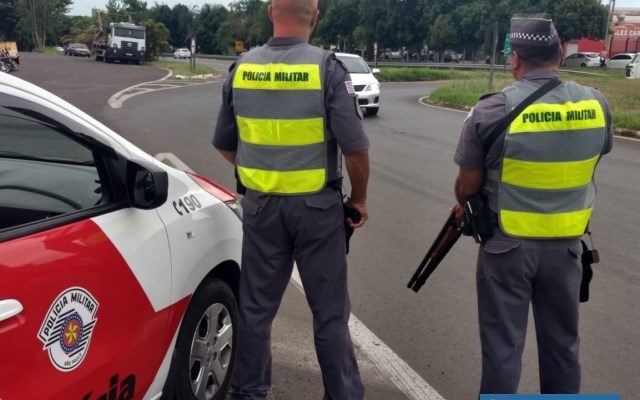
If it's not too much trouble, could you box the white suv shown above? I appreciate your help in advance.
[335,52,381,116]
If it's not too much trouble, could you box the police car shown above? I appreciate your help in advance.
[0,73,242,399]
[335,53,381,116]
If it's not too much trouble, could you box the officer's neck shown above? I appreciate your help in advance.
[273,25,312,43]
[513,64,559,81]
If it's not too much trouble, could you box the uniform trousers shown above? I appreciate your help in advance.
[230,187,364,400]
[477,228,583,394]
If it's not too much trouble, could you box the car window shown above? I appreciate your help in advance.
[577,54,584,58]
[336,56,370,74]
[612,55,630,60]
[0,109,107,230]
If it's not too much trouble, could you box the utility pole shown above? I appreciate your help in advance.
[488,21,499,90]
[605,0,616,55]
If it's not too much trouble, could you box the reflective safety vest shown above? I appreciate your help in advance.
[490,80,607,239]
[232,44,330,195]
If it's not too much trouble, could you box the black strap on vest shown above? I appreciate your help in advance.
[482,78,562,155]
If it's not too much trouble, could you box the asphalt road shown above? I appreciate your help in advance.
[13,52,640,399]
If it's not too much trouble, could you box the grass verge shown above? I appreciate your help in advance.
[377,67,512,82]
[426,68,640,131]
[151,60,219,78]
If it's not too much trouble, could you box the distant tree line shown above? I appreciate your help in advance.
[0,0,609,60]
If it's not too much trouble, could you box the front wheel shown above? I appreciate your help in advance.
[165,278,238,400]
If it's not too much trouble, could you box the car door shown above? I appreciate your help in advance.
[0,94,173,399]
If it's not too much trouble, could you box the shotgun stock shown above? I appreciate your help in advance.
[407,212,463,293]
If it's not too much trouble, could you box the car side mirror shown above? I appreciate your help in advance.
[371,68,380,74]
[126,161,168,209]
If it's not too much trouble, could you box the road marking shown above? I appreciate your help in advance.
[158,152,446,400]
[108,68,220,109]
[290,268,445,400]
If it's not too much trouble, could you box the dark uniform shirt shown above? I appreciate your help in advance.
[454,70,613,172]
[213,37,369,173]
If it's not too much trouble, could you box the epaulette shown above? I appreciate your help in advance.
[479,92,499,100]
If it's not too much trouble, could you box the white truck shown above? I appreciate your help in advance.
[92,13,146,64]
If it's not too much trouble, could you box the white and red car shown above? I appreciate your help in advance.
[0,73,242,399]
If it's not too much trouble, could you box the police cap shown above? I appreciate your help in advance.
[510,13,558,48]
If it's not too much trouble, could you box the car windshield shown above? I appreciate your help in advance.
[585,53,599,58]
[632,54,640,63]
[76,44,89,50]
[336,56,370,74]
[113,27,145,39]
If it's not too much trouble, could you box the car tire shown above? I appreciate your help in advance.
[581,63,586,67]
[165,278,238,400]
[366,108,379,116]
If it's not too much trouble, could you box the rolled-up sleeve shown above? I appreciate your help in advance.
[213,69,238,151]
[325,57,369,155]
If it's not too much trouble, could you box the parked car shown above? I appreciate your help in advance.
[381,48,408,61]
[563,52,600,67]
[174,47,191,59]
[626,53,640,78]
[0,72,242,400]
[605,52,637,68]
[335,52,380,116]
[66,43,91,57]
[442,49,462,63]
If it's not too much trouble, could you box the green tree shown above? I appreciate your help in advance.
[553,0,608,41]
[196,4,229,54]
[141,19,170,61]
[170,3,196,48]
[247,0,271,46]
[16,0,72,48]
[0,0,19,41]
[60,15,94,46]
[429,13,457,59]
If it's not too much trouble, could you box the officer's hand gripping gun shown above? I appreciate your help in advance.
[407,212,463,293]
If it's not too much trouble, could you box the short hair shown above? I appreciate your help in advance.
[511,38,562,68]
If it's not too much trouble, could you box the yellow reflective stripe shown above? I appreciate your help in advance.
[237,116,324,146]
[237,166,325,194]
[500,208,593,238]
[502,155,599,189]
[509,100,605,134]
[233,63,321,90]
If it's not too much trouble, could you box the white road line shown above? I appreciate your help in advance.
[160,151,447,400]
[290,268,445,400]
[109,68,173,109]
[108,69,220,109]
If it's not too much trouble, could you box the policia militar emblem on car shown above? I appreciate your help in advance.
[37,287,99,371]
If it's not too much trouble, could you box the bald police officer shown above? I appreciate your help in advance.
[213,0,369,398]
[453,14,612,394]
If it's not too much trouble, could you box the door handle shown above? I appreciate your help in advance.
[0,299,23,322]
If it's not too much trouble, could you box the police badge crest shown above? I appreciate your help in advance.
[37,287,99,371]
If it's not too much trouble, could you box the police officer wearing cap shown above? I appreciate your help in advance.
[453,14,612,393]
[213,0,369,398]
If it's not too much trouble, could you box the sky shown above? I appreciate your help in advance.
[69,0,640,16]
[70,0,232,16]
